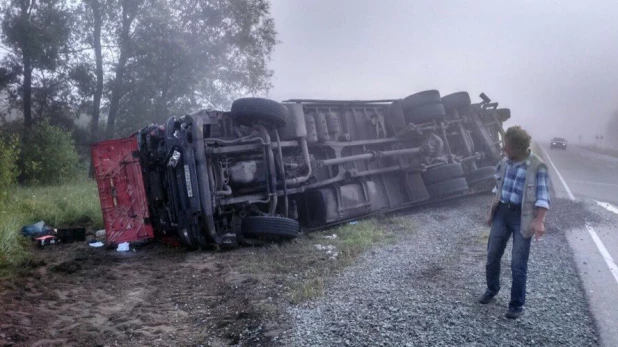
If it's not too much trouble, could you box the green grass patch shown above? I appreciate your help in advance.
[236,216,415,304]
[0,180,103,271]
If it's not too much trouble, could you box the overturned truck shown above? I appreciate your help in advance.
[92,90,510,247]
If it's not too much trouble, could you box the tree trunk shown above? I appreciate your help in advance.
[105,51,127,139]
[105,0,136,139]
[90,0,104,140]
[23,55,33,130]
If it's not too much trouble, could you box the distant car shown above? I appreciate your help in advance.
[550,137,567,150]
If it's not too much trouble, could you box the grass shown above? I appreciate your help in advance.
[0,180,103,271]
[236,215,416,304]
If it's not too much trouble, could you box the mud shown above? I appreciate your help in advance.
[0,243,285,347]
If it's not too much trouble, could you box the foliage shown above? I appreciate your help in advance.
[2,0,71,71]
[1,0,278,142]
[0,179,103,271]
[1,0,73,128]
[21,121,81,184]
[0,135,20,201]
[110,0,278,136]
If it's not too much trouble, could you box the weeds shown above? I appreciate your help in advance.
[236,216,415,305]
[0,180,103,270]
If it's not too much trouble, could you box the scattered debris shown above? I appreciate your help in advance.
[56,228,86,243]
[89,242,104,248]
[323,234,338,240]
[116,242,130,252]
[315,244,339,260]
[21,221,55,238]
[95,229,106,240]
[35,235,58,247]
[349,221,358,225]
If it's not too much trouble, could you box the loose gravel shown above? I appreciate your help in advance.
[281,194,600,347]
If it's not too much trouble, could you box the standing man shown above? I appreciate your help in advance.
[478,126,550,319]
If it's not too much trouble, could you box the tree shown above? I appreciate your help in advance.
[2,0,278,141]
[83,0,105,140]
[70,0,112,142]
[111,0,277,136]
[1,0,71,130]
[104,0,142,138]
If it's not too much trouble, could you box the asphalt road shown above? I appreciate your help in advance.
[541,144,618,205]
[538,142,618,347]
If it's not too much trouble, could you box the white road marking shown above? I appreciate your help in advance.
[539,145,575,200]
[596,201,618,215]
[586,225,618,284]
[572,180,618,188]
[541,144,618,286]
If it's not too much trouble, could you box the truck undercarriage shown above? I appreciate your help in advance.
[92,90,510,248]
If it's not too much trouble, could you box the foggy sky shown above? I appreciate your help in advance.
[268,0,618,143]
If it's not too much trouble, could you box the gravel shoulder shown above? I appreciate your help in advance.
[0,194,602,346]
[282,194,600,347]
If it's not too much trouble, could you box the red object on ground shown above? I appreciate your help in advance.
[35,235,58,247]
[91,136,154,245]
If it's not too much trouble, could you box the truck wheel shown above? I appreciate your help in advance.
[385,100,407,136]
[405,103,446,124]
[427,177,469,197]
[464,166,496,185]
[241,216,299,240]
[231,98,288,128]
[496,108,511,122]
[421,163,464,185]
[441,92,471,112]
[401,90,441,111]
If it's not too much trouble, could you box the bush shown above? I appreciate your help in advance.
[0,135,19,201]
[21,122,81,185]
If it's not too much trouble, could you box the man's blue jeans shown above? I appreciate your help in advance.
[486,203,532,308]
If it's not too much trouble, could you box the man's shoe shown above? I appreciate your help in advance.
[478,292,496,304]
[505,306,524,319]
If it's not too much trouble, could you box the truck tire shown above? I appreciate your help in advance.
[496,108,511,122]
[401,90,441,112]
[421,163,464,185]
[231,98,288,128]
[385,100,407,136]
[241,216,299,240]
[441,92,471,112]
[405,103,446,124]
[464,166,496,186]
[427,177,469,197]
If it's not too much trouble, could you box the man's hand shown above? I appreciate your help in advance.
[487,204,497,227]
[532,207,548,241]
[532,218,545,241]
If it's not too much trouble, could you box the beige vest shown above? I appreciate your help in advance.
[491,152,547,238]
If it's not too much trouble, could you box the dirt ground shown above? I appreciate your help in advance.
[0,241,294,347]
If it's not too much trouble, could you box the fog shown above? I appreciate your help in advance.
[268,0,618,144]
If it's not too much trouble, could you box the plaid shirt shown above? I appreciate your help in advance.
[495,155,551,209]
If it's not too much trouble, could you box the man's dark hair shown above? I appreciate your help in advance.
[504,126,531,154]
